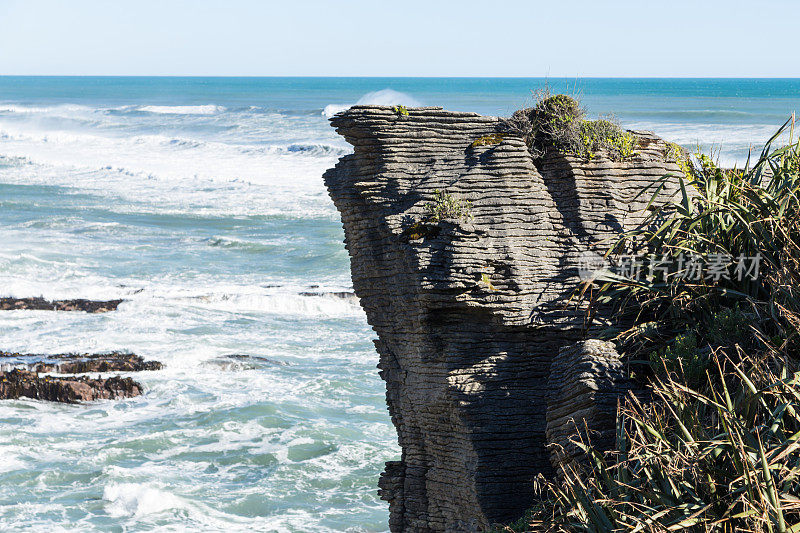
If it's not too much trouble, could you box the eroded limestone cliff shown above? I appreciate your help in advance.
[323,106,682,532]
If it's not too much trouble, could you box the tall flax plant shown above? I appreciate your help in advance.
[530,352,800,533]
[595,116,800,353]
[515,119,800,533]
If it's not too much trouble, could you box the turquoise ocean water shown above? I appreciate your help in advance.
[0,77,798,532]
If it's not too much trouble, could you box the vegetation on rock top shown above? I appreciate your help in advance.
[503,90,638,162]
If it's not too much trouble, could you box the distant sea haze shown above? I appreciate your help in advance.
[0,76,797,532]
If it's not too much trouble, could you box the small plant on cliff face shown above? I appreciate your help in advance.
[480,272,498,291]
[393,105,409,117]
[424,190,473,222]
[471,133,506,148]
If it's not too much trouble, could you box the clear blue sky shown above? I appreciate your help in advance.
[1,0,797,77]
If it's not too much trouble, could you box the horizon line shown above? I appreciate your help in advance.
[2,75,800,80]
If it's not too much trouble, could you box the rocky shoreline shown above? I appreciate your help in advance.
[0,351,163,373]
[0,294,163,404]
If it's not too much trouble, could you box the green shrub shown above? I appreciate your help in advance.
[571,118,638,161]
[531,94,584,149]
[424,189,473,222]
[502,90,637,161]
[496,119,800,533]
[595,117,800,354]
[393,105,409,117]
[553,118,800,530]
[665,142,693,177]
[707,306,752,348]
[649,331,708,388]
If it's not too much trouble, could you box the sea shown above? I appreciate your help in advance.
[0,77,798,532]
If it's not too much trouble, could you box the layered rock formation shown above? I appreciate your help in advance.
[546,340,629,475]
[323,106,682,532]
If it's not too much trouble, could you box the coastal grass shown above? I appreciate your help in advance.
[598,115,800,363]
[501,117,800,532]
[529,350,800,533]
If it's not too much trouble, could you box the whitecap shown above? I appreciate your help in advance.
[103,483,185,517]
[0,104,93,115]
[137,104,224,115]
[181,290,363,318]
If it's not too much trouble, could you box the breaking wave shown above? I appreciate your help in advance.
[322,88,422,118]
[137,104,225,115]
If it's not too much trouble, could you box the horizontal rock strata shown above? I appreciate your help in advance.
[324,106,682,532]
[0,297,123,313]
[546,339,629,475]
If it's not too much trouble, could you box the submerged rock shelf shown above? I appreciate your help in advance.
[0,297,124,313]
[323,105,682,532]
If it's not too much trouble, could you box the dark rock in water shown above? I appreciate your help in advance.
[298,290,358,300]
[0,351,163,373]
[323,105,683,531]
[0,351,161,403]
[0,297,123,313]
[205,353,289,371]
[0,369,142,403]
[224,353,288,365]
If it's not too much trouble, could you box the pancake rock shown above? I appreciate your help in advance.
[546,339,630,475]
[323,106,682,532]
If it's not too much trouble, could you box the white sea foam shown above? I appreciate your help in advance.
[0,119,347,218]
[137,104,225,115]
[103,483,185,517]
[189,291,362,317]
[0,103,93,114]
[0,90,397,533]
[323,88,422,117]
